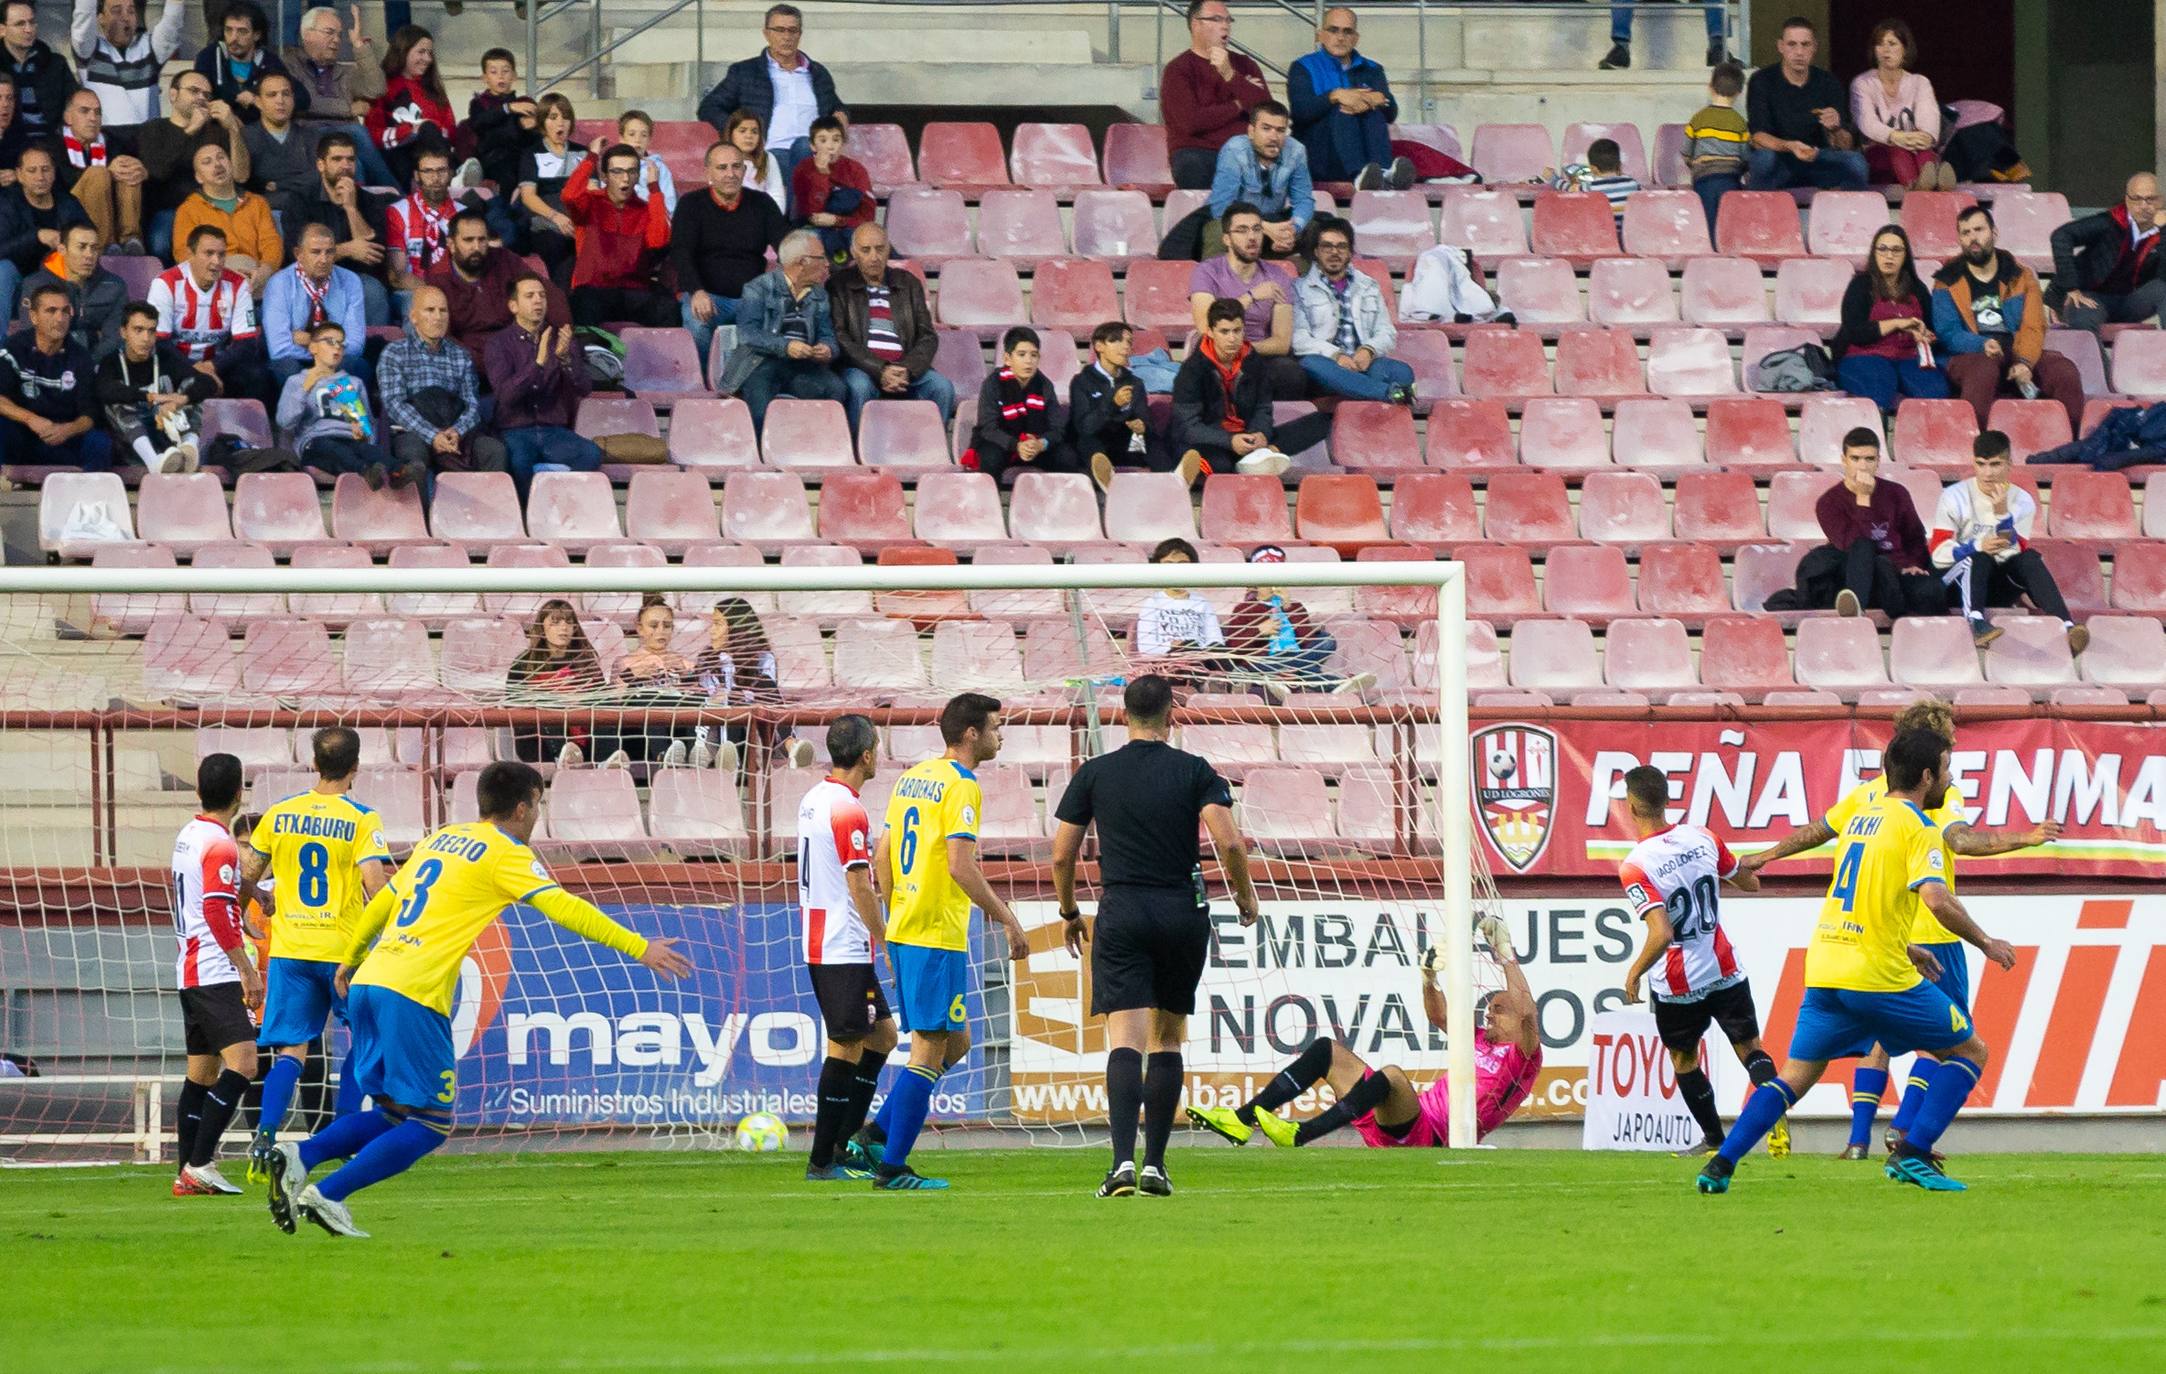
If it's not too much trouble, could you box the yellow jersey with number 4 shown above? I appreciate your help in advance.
[249,790,391,963]
[1824,774,1962,943]
[1807,797,1947,993]
[883,758,983,953]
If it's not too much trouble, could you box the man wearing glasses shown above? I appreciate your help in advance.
[2047,172,2166,337]
[559,144,677,328]
[697,4,846,188]
[1287,8,1407,190]
[1162,0,1272,190]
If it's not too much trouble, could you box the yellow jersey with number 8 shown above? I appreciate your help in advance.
[1807,797,1947,993]
[883,759,983,953]
[1824,775,1963,943]
[249,790,391,963]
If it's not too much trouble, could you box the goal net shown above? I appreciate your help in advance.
[0,555,1503,1164]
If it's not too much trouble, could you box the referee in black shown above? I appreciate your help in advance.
[1052,673,1259,1198]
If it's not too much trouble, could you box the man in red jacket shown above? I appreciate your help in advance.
[560,145,676,328]
[1162,0,1273,191]
[1223,545,1377,698]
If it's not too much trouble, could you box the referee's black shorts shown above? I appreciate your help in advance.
[1090,886,1211,1017]
[179,982,256,1056]
[1650,979,1762,1053]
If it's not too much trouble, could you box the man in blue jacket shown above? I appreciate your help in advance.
[262,221,371,388]
[697,4,845,189]
[1286,9,1408,189]
[717,228,848,434]
[1206,102,1312,260]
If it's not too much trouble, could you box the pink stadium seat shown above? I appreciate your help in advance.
[88,543,176,633]
[229,472,330,553]
[918,121,1010,192]
[1182,709,1279,780]
[1436,190,1528,258]
[1897,191,1976,261]
[144,614,239,699]
[853,399,950,474]
[760,398,855,468]
[1482,471,1575,542]
[1507,618,1601,693]
[647,770,751,859]
[817,469,915,548]
[1605,617,1696,694]
[619,328,711,406]
[1329,401,1422,471]
[1161,187,1209,225]
[1469,123,1553,184]
[1395,331,1456,410]
[1544,544,1635,616]
[545,768,651,859]
[778,546,875,628]
[1007,470,1103,542]
[1388,471,1479,543]
[1346,543,1437,624]
[931,621,1029,697]
[1199,472,1294,545]
[2111,332,2166,396]
[1637,542,1729,615]
[1070,189,1158,265]
[195,725,292,773]
[760,613,832,694]
[2045,471,2137,539]
[1794,618,1889,697]
[2079,616,2166,691]
[1773,257,1851,334]
[1649,122,1689,187]
[1455,545,1541,615]
[342,616,438,700]
[1681,256,1771,330]
[524,470,621,552]
[480,543,569,619]
[1673,470,1764,541]
[136,473,231,553]
[2046,329,2110,400]
[847,122,914,194]
[1731,543,1807,613]
[346,766,426,848]
[1424,397,1517,469]
[975,765,1047,856]
[833,618,933,699]
[932,327,990,395]
[582,542,667,625]
[1986,398,2075,462]
[1349,190,1436,257]
[38,470,134,556]
[1703,396,1797,468]
[187,541,281,620]
[1620,190,1714,262]
[285,544,379,625]
[1391,122,1464,160]
[1647,327,1738,397]
[572,396,659,441]
[2035,542,2106,614]
[200,397,272,449]
[1277,714,1379,773]
[967,544,1062,620]
[1982,616,2079,689]
[1460,329,1551,401]
[383,544,478,625]
[977,189,1068,264]
[242,617,338,697]
[623,469,721,552]
[1294,474,1388,552]
[2149,481,2166,539]
[1587,256,1679,328]
[1031,257,1119,331]
[101,251,162,300]
[1611,397,1705,470]
[1798,396,1885,465]
[1326,617,1413,692]
[721,470,815,545]
[1010,122,1102,192]
[1529,192,1620,264]
[1121,258,1199,332]
[884,188,974,262]
[1517,397,1611,470]
[1104,471,1197,544]
[911,470,1006,544]
[2108,541,2166,610]
[1700,615,1796,695]
[1741,325,1823,392]
[935,257,1027,335]
[1765,470,1833,540]
[1889,616,1985,692]
[1994,192,2072,271]
[1577,471,1668,542]
[1236,767,1337,852]
[665,397,760,469]
[1496,256,1584,328]
[1023,616,1122,681]
[1716,191,1806,262]
[1891,398,1979,471]
[1804,190,1886,259]
[1561,122,1652,185]
[1102,122,1173,194]
[1553,328,1646,398]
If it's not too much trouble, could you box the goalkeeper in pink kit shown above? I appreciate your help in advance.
[1189,918,1542,1148]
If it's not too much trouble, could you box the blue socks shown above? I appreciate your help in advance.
[299,1105,397,1171]
[334,1052,363,1118]
[1717,1078,1798,1165]
[316,1116,448,1203]
[1903,1056,1981,1152]
[879,1064,940,1169]
[258,1055,303,1138]
[1889,1061,1937,1134]
[1848,1066,1889,1147]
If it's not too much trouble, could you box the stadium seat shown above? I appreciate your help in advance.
[1672,471,1763,541]
[1529,192,1620,264]
[186,541,281,620]
[199,397,272,449]
[1454,545,1540,615]
[341,616,438,701]
[1773,257,1851,334]
[1436,189,1528,258]
[1507,618,1601,693]
[778,544,876,625]
[974,765,1047,857]
[525,470,622,552]
[480,543,570,619]
[1715,191,1806,262]
[833,617,934,699]
[1388,471,1480,543]
[1102,122,1173,194]
[1560,122,1652,184]
[1765,470,1832,540]
[1392,122,1464,160]
[2078,616,2166,691]
[285,544,380,626]
[1646,327,1738,398]
[1730,543,1807,612]
[885,188,974,262]
[1543,544,1635,616]
[1986,398,2075,463]
[934,257,1027,335]
[2149,481,2166,539]
[1279,716,1381,772]
[229,472,329,552]
[855,399,951,474]
[1294,474,1389,553]
[1349,543,1439,624]
[143,614,240,699]
[2112,331,2166,397]
[100,251,161,301]
[1030,257,1119,331]
[1897,191,1976,261]
[1007,470,1102,542]
[645,770,751,859]
[1469,123,1553,185]
[966,544,1062,620]
[1236,767,1336,852]
[1424,397,1517,469]
[1324,617,1412,691]
[1611,397,1705,471]
[1199,472,1294,546]
[1804,190,1886,259]
[817,469,915,549]
[766,614,834,693]
[323,473,427,552]
[382,543,479,625]
[911,470,1006,545]
[1982,615,2079,688]
[622,469,721,552]
[1120,258,1200,333]
[1694,615,1792,696]
[1022,616,1122,682]
[581,542,668,625]
[1577,471,1668,543]
[1740,325,1824,393]
[1161,187,1209,225]
[1395,330,1456,410]
[1680,256,1772,330]
[1587,257,1679,328]
[37,471,136,558]
[1010,121,1102,192]
[977,189,1068,265]
[1423,617,1504,693]
[241,617,338,697]
[1517,397,1611,470]
[1329,400,1422,471]
[760,398,856,468]
[665,397,760,469]
[931,327,990,397]
[545,768,651,859]
[930,620,1029,696]
[1702,397,1796,468]
[1797,396,1885,465]
[1553,328,1646,398]
[1482,471,1575,542]
[1991,191,2070,271]
[1104,471,1197,543]
[345,766,426,848]
[1794,618,1889,697]
[2046,329,2111,401]
[1604,617,1696,694]
[1890,398,1980,471]
[1889,616,1986,692]
[1637,542,1729,615]
[1182,708,1278,779]
[1620,190,1714,262]
[1070,189,1157,265]
[1496,256,1584,328]
[1350,190,1436,257]
[918,121,1010,192]
[86,543,175,634]
[136,472,232,553]
[2035,542,2106,615]
[847,121,915,194]
[721,470,815,545]
[572,396,659,442]
[1460,329,1551,401]
[619,328,710,406]
[2044,471,2137,539]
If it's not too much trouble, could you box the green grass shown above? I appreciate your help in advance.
[8,1148,2166,1373]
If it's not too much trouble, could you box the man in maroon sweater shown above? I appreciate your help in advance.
[427,209,571,355]
[1798,427,1945,619]
[1162,0,1273,190]
[561,145,676,328]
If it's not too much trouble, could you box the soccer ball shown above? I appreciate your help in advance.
[733,1112,789,1152]
[1486,749,1517,784]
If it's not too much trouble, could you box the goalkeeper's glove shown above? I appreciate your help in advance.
[1419,944,1443,983]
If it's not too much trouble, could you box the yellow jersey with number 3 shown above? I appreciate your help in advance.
[1807,797,1946,993]
[249,790,391,963]
[1824,774,1962,943]
[883,758,982,953]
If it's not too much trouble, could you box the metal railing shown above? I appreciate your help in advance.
[526,0,708,99]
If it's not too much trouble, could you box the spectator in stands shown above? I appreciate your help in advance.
[149,224,270,402]
[1071,319,1192,492]
[175,141,282,294]
[0,282,110,467]
[515,92,583,288]
[72,0,190,136]
[1205,102,1311,260]
[510,598,606,768]
[560,144,675,328]
[2047,173,2166,336]
[483,273,602,494]
[386,146,466,294]
[1834,225,1948,414]
[1931,204,2084,432]
[1291,215,1412,404]
[969,324,1079,485]
[1225,545,1376,697]
[598,595,704,770]
[830,221,952,431]
[263,221,369,387]
[718,228,847,432]
[1134,537,1225,666]
[697,4,843,187]
[25,222,127,359]
[1684,61,1750,232]
[1189,202,1304,400]
[377,283,503,484]
[689,596,815,770]
[1850,18,1949,192]
[366,25,459,190]
[1,1,76,140]
[1600,1,1724,71]
[1172,297,1329,475]
[429,207,571,355]
[614,110,678,214]
[1930,429,2088,652]
[97,300,214,472]
[1796,426,1940,619]
[242,71,312,223]
[791,114,872,260]
[288,131,392,324]
[1745,17,1868,192]
[1288,9,1405,190]
[193,1,294,127]
[0,73,25,183]
[139,70,250,257]
[1163,0,1272,191]
[1550,138,1640,221]
[462,47,536,238]
[285,4,396,189]
[0,145,93,328]
[57,90,149,253]
[673,139,787,371]
[721,108,789,209]
[278,319,406,486]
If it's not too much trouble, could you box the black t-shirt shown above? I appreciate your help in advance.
[1963,264,2012,345]
[1746,63,1850,147]
[0,329,96,423]
[1054,738,1232,892]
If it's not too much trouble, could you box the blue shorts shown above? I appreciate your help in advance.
[1918,940,1970,1012]
[256,957,348,1048]
[1790,982,1974,1063]
[891,944,970,1034]
[347,984,458,1113]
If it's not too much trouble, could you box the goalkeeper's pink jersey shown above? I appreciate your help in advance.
[1353,1030,1543,1148]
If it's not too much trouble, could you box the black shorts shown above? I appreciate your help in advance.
[179,982,256,1056]
[1090,887,1211,1017]
[1651,979,1762,1054]
[805,963,891,1041]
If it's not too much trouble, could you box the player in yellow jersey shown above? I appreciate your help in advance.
[850,693,1028,1191]
[1698,729,2017,1195]
[1740,699,2058,1158]
[241,727,393,1178]
[264,761,690,1238]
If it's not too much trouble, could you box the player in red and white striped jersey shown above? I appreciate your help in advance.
[169,753,263,1197]
[1614,765,1787,1158]
[796,714,897,1182]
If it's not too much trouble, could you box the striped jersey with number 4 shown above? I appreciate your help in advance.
[797,778,873,963]
[1617,824,1743,999]
[249,791,391,962]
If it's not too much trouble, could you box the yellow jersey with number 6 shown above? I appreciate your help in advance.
[249,790,391,963]
[1806,797,1946,993]
[1824,774,1963,943]
[883,759,983,952]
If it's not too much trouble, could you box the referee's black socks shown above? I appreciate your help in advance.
[808,1055,857,1169]
[1141,1052,1183,1171]
[190,1069,251,1168]
[1240,1039,1336,1125]
[1106,1048,1144,1169]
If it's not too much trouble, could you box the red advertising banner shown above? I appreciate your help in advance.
[1470,718,2166,879]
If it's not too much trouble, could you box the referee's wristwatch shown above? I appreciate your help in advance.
[1059,907,1083,924]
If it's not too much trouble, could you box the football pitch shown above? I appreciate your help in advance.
[10,1148,2166,1373]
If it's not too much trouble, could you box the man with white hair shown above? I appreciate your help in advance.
[714,228,848,433]
[70,0,188,134]
[282,4,397,188]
